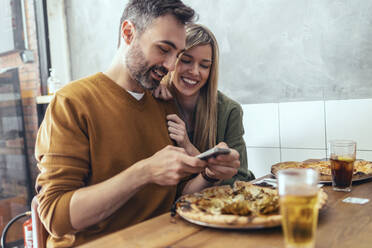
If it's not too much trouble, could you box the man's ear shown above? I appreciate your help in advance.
[121,20,135,45]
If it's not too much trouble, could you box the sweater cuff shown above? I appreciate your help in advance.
[51,190,76,236]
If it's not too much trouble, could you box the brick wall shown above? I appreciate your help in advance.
[0,0,42,191]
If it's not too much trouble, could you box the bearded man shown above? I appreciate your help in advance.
[35,1,240,247]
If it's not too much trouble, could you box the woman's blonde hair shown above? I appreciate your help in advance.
[167,23,219,152]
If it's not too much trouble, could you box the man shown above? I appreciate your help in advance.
[35,0,240,247]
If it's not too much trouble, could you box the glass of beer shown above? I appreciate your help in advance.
[329,140,356,192]
[278,168,319,248]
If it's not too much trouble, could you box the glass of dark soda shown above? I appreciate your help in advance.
[329,140,356,192]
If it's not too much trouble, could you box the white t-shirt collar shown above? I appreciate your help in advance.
[127,90,145,100]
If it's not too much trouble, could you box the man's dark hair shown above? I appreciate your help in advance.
[117,0,196,47]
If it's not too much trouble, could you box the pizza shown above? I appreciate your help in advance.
[271,159,372,182]
[175,181,327,229]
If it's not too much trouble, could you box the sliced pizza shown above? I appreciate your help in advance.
[176,181,327,229]
[271,159,372,182]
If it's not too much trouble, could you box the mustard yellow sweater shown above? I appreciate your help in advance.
[35,73,177,247]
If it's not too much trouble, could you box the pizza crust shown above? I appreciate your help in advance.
[179,210,282,228]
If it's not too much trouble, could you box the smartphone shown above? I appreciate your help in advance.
[196,147,231,160]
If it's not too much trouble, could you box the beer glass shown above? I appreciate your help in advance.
[329,140,356,192]
[278,168,319,248]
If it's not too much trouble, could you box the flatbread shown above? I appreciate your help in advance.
[176,181,327,229]
[271,159,372,182]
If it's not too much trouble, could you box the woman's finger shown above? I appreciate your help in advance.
[168,121,184,130]
[169,133,181,142]
[207,165,237,178]
[163,88,173,100]
[167,114,185,125]
[207,159,240,169]
[153,87,160,98]
[168,126,185,136]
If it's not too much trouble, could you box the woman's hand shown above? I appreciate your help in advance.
[203,142,240,181]
[166,114,199,156]
[153,84,173,100]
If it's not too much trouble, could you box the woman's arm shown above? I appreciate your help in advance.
[217,101,255,185]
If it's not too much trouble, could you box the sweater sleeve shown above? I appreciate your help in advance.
[219,104,255,185]
[35,94,90,237]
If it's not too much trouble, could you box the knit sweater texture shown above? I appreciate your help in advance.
[216,91,255,185]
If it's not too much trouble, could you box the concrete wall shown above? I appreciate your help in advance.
[64,0,123,82]
[60,0,372,104]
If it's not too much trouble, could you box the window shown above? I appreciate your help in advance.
[0,68,31,245]
[0,0,25,54]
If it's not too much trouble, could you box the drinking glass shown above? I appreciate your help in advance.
[278,168,319,248]
[329,140,356,192]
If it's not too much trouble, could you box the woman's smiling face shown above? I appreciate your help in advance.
[172,44,212,98]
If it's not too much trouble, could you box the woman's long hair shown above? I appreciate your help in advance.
[168,23,219,152]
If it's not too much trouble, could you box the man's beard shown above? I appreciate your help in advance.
[126,41,168,90]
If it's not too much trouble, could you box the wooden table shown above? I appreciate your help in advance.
[78,177,372,248]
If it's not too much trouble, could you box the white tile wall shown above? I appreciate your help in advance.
[241,99,372,178]
[357,151,372,161]
[325,99,372,150]
[247,148,280,178]
[242,103,280,147]
[279,101,326,149]
[281,148,327,162]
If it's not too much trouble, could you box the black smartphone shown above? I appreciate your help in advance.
[196,147,231,161]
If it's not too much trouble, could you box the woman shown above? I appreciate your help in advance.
[154,24,255,185]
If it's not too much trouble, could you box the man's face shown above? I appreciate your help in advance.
[125,14,186,90]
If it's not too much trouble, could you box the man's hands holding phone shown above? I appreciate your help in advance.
[144,145,207,186]
[144,142,239,187]
[199,143,240,182]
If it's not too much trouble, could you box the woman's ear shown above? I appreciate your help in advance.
[121,20,135,45]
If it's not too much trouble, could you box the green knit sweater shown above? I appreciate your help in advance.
[216,91,255,185]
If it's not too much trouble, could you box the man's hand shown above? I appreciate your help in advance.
[204,142,240,181]
[70,145,205,231]
[145,145,207,185]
